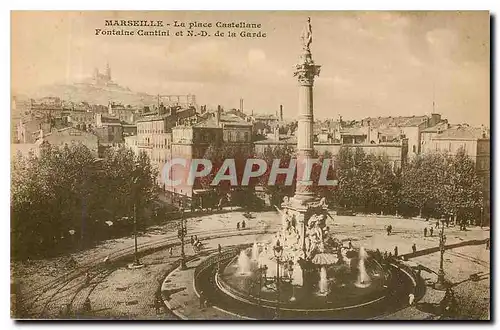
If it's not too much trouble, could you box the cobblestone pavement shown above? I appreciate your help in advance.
[158,215,489,320]
[13,210,490,320]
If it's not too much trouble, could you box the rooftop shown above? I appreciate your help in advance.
[136,108,197,123]
[363,115,428,127]
[340,127,367,136]
[421,121,452,133]
[432,126,489,140]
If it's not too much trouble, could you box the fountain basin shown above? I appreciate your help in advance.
[194,247,424,319]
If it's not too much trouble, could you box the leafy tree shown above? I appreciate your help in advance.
[11,143,157,259]
[400,152,447,217]
[256,145,296,205]
[333,147,365,209]
[438,148,483,224]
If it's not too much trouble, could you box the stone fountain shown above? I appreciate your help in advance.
[193,18,422,319]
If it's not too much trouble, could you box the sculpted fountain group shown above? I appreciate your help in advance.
[235,196,372,298]
[232,17,373,300]
[196,18,420,318]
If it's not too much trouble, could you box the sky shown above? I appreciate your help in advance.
[11,11,490,125]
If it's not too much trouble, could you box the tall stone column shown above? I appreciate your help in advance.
[280,19,326,292]
[292,41,321,205]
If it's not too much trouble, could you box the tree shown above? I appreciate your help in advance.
[309,150,337,200]
[333,147,366,210]
[11,143,158,259]
[332,147,400,214]
[256,145,296,206]
[400,152,448,217]
[439,148,483,225]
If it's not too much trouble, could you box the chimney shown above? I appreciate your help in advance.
[280,105,283,121]
[240,98,244,113]
[216,105,221,126]
[366,119,371,144]
[430,113,441,127]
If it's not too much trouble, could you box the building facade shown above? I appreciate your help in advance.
[426,125,490,225]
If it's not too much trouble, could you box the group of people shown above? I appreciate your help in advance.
[190,235,203,252]
[423,226,434,237]
[198,289,209,309]
[440,287,458,318]
[236,220,246,230]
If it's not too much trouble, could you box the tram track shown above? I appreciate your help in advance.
[18,224,280,318]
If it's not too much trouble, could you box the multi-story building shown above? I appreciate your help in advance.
[420,121,455,154]
[28,97,64,118]
[108,102,139,124]
[361,114,443,157]
[132,107,198,183]
[66,111,95,131]
[94,114,124,146]
[124,135,138,155]
[254,137,408,170]
[167,111,253,207]
[426,125,490,225]
[33,127,100,157]
[16,118,51,143]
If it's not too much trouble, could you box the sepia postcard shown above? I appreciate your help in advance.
[10,10,490,320]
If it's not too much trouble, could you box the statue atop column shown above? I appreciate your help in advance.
[301,17,313,51]
[294,17,320,85]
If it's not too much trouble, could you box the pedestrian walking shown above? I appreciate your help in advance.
[85,272,91,286]
[430,227,434,237]
[218,244,222,254]
[237,222,240,230]
[408,293,415,306]
[486,238,490,250]
[412,243,417,254]
[394,246,398,257]
[155,291,163,314]
[103,255,110,268]
[199,290,206,309]
[242,220,246,229]
[436,220,440,228]
[424,227,427,237]
[348,240,353,250]
[83,298,91,313]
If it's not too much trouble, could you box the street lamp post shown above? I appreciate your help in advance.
[129,162,144,269]
[133,200,140,266]
[480,206,484,228]
[273,240,283,320]
[435,222,447,290]
[258,264,268,306]
[177,208,187,270]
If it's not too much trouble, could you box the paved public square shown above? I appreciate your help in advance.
[12,209,490,320]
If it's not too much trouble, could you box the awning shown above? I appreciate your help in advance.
[312,253,338,265]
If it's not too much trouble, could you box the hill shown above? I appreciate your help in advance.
[27,82,158,107]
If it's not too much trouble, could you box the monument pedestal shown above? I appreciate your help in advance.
[282,195,328,291]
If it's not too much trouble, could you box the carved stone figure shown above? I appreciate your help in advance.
[301,17,313,51]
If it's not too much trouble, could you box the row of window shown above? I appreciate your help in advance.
[224,131,250,142]
[140,137,171,149]
[138,129,165,134]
